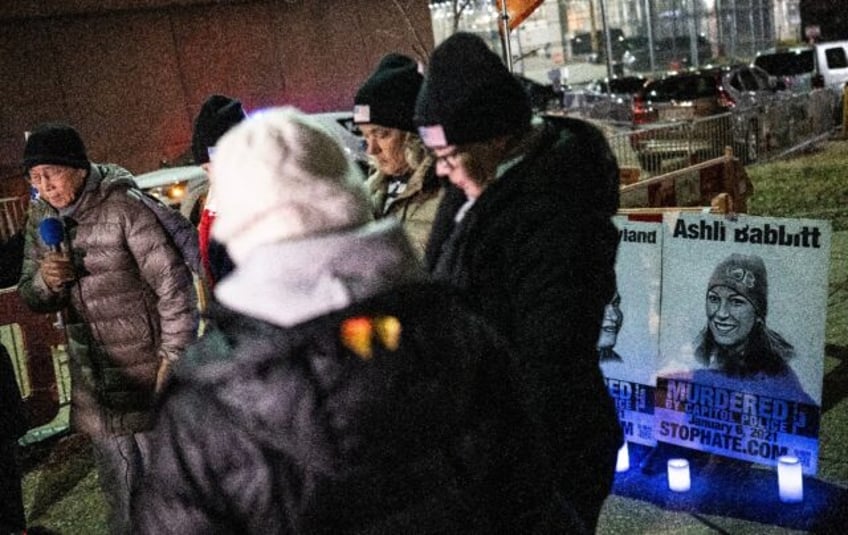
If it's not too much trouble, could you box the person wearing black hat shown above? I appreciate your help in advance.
[17,122,198,534]
[416,32,623,532]
[191,94,247,287]
[353,54,442,258]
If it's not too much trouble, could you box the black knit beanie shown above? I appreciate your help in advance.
[23,123,89,171]
[415,32,532,147]
[354,54,423,133]
[191,95,247,164]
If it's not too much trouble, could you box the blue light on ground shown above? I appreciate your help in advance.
[613,443,848,532]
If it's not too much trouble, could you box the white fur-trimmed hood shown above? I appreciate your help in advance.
[214,219,426,328]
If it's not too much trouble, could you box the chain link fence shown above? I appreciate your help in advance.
[599,87,838,178]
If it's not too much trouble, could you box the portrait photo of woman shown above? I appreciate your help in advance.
[695,253,794,375]
[690,252,814,404]
[598,291,625,363]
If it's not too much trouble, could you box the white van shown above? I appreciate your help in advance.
[754,41,848,92]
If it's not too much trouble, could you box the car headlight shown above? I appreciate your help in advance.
[147,182,187,204]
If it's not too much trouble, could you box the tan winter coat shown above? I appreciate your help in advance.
[366,157,442,259]
[18,164,197,436]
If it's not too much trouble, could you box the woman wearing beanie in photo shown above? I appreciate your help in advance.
[353,53,443,259]
[191,94,247,288]
[686,253,814,404]
[416,32,623,532]
[131,107,581,534]
[17,122,198,534]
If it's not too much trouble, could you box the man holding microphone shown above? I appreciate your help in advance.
[17,123,197,534]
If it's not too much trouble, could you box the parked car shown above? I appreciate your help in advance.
[136,111,368,225]
[586,75,648,96]
[631,65,789,167]
[134,165,206,224]
[753,46,819,93]
[623,35,714,73]
[576,75,647,122]
[514,74,563,113]
[570,28,626,64]
[754,40,848,92]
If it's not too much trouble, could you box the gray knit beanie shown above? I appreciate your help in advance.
[707,253,768,317]
[211,106,372,263]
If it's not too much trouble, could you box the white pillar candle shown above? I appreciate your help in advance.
[777,455,804,503]
[616,442,630,472]
[667,458,690,492]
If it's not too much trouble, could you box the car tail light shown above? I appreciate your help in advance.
[812,74,825,89]
[632,95,656,125]
[717,85,735,108]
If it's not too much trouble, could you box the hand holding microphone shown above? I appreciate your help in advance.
[38,217,75,291]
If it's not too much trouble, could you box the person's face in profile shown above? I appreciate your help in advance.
[706,285,757,350]
[431,138,506,199]
[360,124,410,176]
[597,296,623,350]
[28,164,86,209]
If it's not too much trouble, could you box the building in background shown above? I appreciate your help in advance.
[428,0,803,81]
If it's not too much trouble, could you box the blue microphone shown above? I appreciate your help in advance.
[39,217,65,252]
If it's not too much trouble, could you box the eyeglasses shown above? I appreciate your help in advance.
[430,148,462,171]
[27,166,74,186]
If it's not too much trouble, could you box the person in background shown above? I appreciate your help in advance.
[1,342,28,535]
[353,53,442,258]
[17,123,198,534]
[191,94,247,287]
[416,32,623,532]
[132,107,580,534]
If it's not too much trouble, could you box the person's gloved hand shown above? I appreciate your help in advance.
[40,251,76,291]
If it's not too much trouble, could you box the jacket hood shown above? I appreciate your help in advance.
[494,116,620,218]
[214,218,426,328]
[97,163,137,190]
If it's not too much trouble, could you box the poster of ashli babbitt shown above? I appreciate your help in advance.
[600,216,662,447]
[656,213,829,474]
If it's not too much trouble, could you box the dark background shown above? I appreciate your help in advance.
[0,0,433,195]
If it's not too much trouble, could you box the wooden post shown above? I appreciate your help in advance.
[843,82,848,139]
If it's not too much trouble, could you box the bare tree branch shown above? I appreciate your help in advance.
[389,0,431,62]
[452,0,474,33]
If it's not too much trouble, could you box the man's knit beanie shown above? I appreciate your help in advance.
[192,94,247,164]
[211,106,372,264]
[415,32,532,147]
[354,54,423,133]
[23,123,89,171]
[707,253,769,317]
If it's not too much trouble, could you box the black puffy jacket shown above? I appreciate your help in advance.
[133,283,583,534]
[427,116,624,510]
